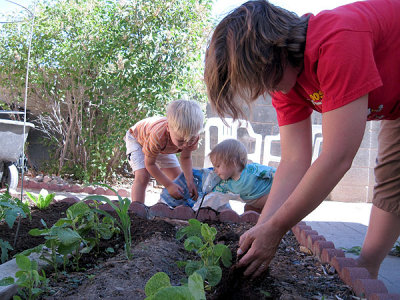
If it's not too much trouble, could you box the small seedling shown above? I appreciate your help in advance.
[145,271,205,300]
[0,254,49,300]
[340,246,361,255]
[26,189,55,210]
[176,219,232,288]
[84,184,132,259]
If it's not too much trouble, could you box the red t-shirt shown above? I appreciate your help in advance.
[272,0,400,126]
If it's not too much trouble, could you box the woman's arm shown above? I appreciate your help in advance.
[237,95,369,277]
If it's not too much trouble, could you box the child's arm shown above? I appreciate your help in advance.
[180,149,198,200]
[144,155,183,199]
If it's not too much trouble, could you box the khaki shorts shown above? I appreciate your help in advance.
[125,134,180,173]
[373,118,400,216]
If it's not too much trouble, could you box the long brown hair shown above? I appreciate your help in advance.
[204,0,309,120]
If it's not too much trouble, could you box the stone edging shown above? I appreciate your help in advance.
[292,222,400,300]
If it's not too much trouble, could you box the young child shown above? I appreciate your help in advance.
[125,99,204,203]
[209,139,276,213]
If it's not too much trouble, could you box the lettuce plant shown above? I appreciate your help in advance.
[26,189,55,210]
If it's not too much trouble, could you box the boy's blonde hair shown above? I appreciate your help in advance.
[166,100,204,141]
[209,139,247,170]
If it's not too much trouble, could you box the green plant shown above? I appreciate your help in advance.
[24,201,117,274]
[0,190,30,262]
[0,254,49,300]
[84,185,132,259]
[176,219,232,288]
[0,239,13,263]
[0,0,212,181]
[145,271,205,300]
[26,189,55,210]
[393,241,400,255]
[0,190,30,228]
[340,246,362,255]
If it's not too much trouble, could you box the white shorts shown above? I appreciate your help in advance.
[125,131,180,173]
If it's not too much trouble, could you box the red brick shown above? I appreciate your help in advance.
[117,189,129,198]
[93,187,107,195]
[29,181,41,190]
[59,197,80,205]
[321,248,345,264]
[172,205,195,220]
[105,188,117,196]
[369,294,400,300]
[292,224,312,241]
[307,235,326,250]
[83,186,95,194]
[340,267,371,286]
[149,203,173,218]
[353,279,388,298]
[196,208,217,222]
[312,240,335,258]
[239,211,259,224]
[218,209,240,223]
[330,257,357,273]
[299,230,318,247]
[70,184,83,193]
[129,202,148,218]
[98,203,114,212]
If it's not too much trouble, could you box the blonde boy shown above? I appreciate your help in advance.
[125,100,203,203]
[209,139,275,213]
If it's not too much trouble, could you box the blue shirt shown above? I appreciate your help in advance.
[213,163,276,201]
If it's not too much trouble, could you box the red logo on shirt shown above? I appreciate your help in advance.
[308,90,324,106]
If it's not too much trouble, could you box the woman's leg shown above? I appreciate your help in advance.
[131,168,151,204]
[357,206,400,278]
[357,119,400,278]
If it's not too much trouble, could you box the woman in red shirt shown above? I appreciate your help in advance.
[204,0,400,279]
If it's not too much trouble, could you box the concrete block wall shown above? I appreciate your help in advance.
[191,95,380,203]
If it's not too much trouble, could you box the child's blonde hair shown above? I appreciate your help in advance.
[166,100,204,141]
[209,139,247,170]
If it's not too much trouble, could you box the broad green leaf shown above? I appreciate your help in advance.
[205,265,222,287]
[214,244,232,267]
[184,236,203,252]
[188,272,206,300]
[15,254,32,271]
[0,277,15,286]
[185,260,203,276]
[148,286,195,300]
[55,228,82,245]
[145,272,171,297]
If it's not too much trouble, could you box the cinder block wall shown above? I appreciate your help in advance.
[192,95,379,203]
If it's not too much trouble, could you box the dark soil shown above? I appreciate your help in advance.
[0,200,356,300]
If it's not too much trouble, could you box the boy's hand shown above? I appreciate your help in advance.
[187,181,198,200]
[167,182,184,199]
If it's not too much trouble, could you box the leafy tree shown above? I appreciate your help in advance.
[0,0,212,181]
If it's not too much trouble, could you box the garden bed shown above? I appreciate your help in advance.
[0,199,356,300]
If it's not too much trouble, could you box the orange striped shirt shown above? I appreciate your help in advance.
[129,117,198,158]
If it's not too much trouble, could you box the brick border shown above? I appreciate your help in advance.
[292,222,400,300]
[15,179,400,299]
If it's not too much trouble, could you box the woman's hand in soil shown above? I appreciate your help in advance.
[236,221,285,278]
